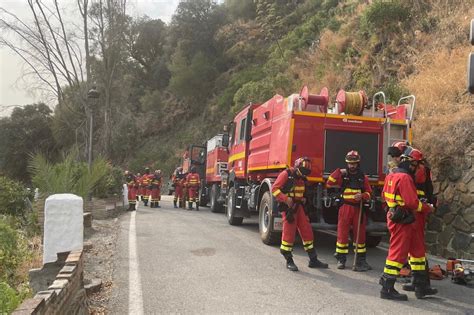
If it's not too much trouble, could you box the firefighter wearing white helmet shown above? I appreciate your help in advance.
[272,157,328,271]
[326,150,373,271]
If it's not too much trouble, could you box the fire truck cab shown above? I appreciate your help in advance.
[221,86,415,247]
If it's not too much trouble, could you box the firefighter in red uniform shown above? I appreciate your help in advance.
[172,167,185,208]
[401,148,438,297]
[124,170,137,211]
[272,157,328,271]
[150,170,162,208]
[380,150,434,301]
[326,150,372,271]
[186,166,200,210]
[387,141,410,173]
[136,173,142,201]
[143,167,151,206]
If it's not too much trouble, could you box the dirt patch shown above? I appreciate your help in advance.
[83,215,123,314]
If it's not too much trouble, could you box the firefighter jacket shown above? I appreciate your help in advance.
[414,164,435,204]
[150,175,162,188]
[272,168,306,203]
[125,174,136,189]
[327,168,372,204]
[383,168,431,214]
[143,174,154,189]
[172,171,185,184]
[186,173,200,188]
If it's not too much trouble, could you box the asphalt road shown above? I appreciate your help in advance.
[109,196,474,314]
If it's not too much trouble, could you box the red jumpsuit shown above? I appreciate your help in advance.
[408,165,433,271]
[138,175,146,200]
[272,168,314,254]
[126,174,137,207]
[150,174,162,207]
[173,173,185,206]
[143,174,153,203]
[327,168,372,255]
[186,172,200,203]
[382,169,431,277]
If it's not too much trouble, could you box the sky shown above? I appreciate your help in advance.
[0,0,182,114]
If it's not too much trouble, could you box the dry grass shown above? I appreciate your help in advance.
[403,47,474,170]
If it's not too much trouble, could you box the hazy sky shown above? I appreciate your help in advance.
[0,0,181,113]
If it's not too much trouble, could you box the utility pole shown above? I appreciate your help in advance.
[87,87,100,170]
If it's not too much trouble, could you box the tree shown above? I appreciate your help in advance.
[0,104,57,182]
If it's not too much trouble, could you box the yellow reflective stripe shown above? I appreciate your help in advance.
[303,240,313,245]
[417,190,425,196]
[304,244,314,250]
[354,247,366,253]
[409,256,426,263]
[383,268,400,275]
[410,264,426,271]
[353,243,366,248]
[344,188,361,193]
[280,245,292,252]
[384,193,404,201]
[281,240,293,246]
[386,260,403,269]
[294,193,304,197]
[228,151,246,163]
[328,176,336,183]
[386,201,397,207]
[336,248,349,254]
[336,242,348,247]
[272,189,282,196]
[417,201,423,212]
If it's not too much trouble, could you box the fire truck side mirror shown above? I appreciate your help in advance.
[468,52,474,94]
[222,133,230,147]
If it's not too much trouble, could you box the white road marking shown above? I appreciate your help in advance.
[129,210,144,314]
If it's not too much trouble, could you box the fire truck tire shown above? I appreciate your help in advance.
[227,187,243,225]
[210,184,223,213]
[365,235,382,248]
[259,191,281,245]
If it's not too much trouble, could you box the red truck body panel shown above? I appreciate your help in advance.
[206,146,229,183]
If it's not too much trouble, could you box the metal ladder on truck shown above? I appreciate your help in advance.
[373,92,416,173]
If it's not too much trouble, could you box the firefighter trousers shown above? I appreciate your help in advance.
[280,205,314,254]
[188,186,199,202]
[336,203,367,255]
[408,211,429,272]
[383,212,415,277]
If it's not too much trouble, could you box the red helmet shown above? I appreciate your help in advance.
[345,150,360,163]
[294,157,312,176]
[402,148,423,162]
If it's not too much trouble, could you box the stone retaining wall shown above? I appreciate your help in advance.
[13,250,87,315]
[426,146,474,259]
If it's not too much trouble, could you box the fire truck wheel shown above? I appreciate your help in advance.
[210,184,223,213]
[259,191,281,245]
[365,235,382,248]
[227,187,243,225]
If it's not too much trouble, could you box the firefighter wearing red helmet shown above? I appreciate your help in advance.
[380,149,434,301]
[272,157,328,271]
[172,167,186,208]
[326,150,372,271]
[401,148,438,297]
[124,170,137,211]
[186,166,200,211]
[387,141,411,172]
[149,170,162,208]
[142,167,152,206]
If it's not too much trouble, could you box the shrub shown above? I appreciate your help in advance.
[0,176,30,217]
[0,281,21,314]
[0,220,19,283]
[361,1,411,36]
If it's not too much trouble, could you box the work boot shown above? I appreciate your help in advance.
[353,253,372,272]
[281,251,298,272]
[188,202,193,210]
[144,200,148,206]
[196,204,199,211]
[380,276,408,301]
[334,253,346,270]
[156,202,160,208]
[413,271,438,299]
[173,200,178,208]
[130,203,136,211]
[307,249,329,268]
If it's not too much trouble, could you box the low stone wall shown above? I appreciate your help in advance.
[426,146,474,259]
[13,250,87,315]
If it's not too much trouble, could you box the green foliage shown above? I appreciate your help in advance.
[28,149,109,199]
[225,0,256,20]
[0,220,18,283]
[0,281,21,314]
[233,80,274,110]
[0,104,57,183]
[361,0,411,36]
[217,66,264,108]
[0,177,30,217]
[94,165,124,198]
[169,50,218,105]
[382,79,410,104]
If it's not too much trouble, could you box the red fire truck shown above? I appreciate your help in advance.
[216,86,415,247]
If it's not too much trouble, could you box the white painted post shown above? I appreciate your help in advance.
[123,184,129,207]
[43,194,83,264]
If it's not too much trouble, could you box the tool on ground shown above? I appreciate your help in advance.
[447,258,474,285]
